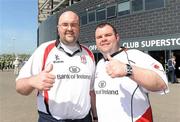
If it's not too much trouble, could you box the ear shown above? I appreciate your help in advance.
[116,33,120,41]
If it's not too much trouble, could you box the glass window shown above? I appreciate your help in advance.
[107,5,117,18]
[88,11,96,23]
[132,0,143,12]
[96,9,106,21]
[80,13,87,25]
[118,1,130,16]
[145,0,164,10]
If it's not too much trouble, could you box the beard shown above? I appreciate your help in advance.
[62,34,78,46]
[59,29,79,45]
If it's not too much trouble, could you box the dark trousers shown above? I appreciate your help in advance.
[38,111,92,122]
[168,70,177,83]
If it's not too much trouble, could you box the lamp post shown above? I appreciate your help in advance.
[11,37,17,57]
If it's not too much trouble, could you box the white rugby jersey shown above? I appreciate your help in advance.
[94,49,168,122]
[17,40,95,120]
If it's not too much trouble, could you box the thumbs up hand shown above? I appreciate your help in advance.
[106,54,127,78]
[44,63,53,73]
[30,63,56,91]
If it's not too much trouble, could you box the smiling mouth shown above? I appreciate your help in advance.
[101,43,110,46]
[66,34,74,37]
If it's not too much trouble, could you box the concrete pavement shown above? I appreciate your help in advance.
[150,81,180,122]
[0,70,179,122]
[0,70,38,122]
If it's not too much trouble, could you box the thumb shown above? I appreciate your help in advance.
[107,54,113,61]
[44,63,53,73]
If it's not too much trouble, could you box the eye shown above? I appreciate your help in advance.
[59,23,79,29]
[105,33,113,37]
[71,23,79,28]
[96,35,102,39]
[62,23,69,27]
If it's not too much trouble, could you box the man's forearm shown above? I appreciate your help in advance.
[16,77,35,95]
[130,65,167,91]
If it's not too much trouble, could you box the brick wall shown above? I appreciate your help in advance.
[38,0,180,45]
[67,0,180,43]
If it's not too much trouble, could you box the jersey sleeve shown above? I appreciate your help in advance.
[16,43,48,80]
[128,49,169,94]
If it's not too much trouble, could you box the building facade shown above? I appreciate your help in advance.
[38,0,180,77]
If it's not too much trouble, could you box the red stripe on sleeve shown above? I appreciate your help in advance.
[41,42,55,112]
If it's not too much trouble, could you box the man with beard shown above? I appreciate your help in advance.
[16,11,98,122]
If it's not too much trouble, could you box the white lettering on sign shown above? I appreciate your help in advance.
[89,45,97,51]
[88,38,180,51]
[122,41,139,48]
[122,38,180,48]
[177,38,180,45]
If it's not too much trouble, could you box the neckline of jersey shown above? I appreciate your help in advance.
[104,47,126,61]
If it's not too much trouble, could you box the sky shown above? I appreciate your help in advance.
[0,0,38,54]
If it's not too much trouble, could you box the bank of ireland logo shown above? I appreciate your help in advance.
[69,66,80,73]
[98,81,106,88]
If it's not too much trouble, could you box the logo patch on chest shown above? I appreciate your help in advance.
[53,55,64,63]
[80,55,87,64]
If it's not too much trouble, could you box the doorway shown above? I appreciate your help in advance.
[174,50,180,78]
[148,50,180,78]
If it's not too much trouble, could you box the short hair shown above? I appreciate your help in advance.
[58,10,80,23]
[95,22,117,35]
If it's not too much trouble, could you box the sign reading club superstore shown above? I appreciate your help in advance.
[87,33,180,52]
[121,33,180,51]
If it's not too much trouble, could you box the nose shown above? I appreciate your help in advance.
[101,36,108,42]
[67,25,73,30]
